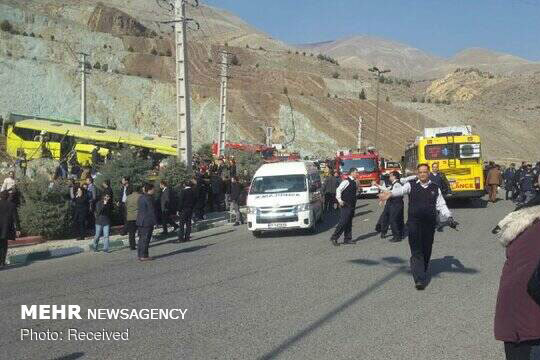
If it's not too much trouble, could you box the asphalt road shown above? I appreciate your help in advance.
[1,195,513,360]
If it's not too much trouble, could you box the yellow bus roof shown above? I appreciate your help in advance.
[416,134,481,144]
[13,119,177,156]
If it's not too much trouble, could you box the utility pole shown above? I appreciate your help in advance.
[217,51,230,157]
[78,52,89,126]
[357,116,363,151]
[368,66,390,150]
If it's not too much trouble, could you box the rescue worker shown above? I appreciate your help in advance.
[379,163,457,290]
[330,169,358,246]
[177,180,195,243]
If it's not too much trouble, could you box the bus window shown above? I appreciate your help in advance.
[425,144,456,159]
[458,143,481,158]
[12,127,40,141]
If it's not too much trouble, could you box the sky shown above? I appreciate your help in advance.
[204,0,540,61]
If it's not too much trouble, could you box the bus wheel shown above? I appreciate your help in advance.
[252,231,263,238]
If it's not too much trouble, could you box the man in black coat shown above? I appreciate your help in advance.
[177,179,196,243]
[194,174,208,221]
[503,163,516,200]
[210,172,224,212]
[136,184,157,261]
[0,191,20,268]
[159,180,178,235]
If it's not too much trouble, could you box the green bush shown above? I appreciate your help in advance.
[151,48,158,55]
[93,62,101,70]
[283,86,288,95]
[332,72,340,79]
[353,74,359,80]
[195,143,214,162]
[95,149,153,200]
[231,54,240,66]
[18,175,72,239]
[128,46,134,52]
[228,149,264,183]
[157,157,189,190]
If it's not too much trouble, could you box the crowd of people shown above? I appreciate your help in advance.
[0,152,249,265]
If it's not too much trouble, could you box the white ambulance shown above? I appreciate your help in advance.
[246,161,324,237]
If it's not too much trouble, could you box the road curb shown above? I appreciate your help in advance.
[7,218,233,265]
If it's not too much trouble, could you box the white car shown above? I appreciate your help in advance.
[246,161,324,237]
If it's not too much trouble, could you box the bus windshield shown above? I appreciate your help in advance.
[249,175,307,194]
[340,159,377,173]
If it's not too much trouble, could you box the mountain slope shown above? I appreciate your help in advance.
[0,0,539,162]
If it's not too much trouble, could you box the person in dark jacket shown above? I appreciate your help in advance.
[0,191,20,268]
[159,180,178,235]
[72,187,89,240]
[125,187,141,250]
[519,165,537,205]
[210,172,224,212]
[194,175,208,221]
[100,179,114,203]
[429,162,451,196]
[92,193,113,253]
[503,163,517,200]
[493,202,540,359]
[322,171,339,212]
[137,183,157,261]
[177,180,196,243]
[229,176,244,226]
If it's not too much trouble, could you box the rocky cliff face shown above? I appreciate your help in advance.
[0,0,539,163]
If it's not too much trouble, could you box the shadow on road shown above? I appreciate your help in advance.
[429,256,478,277]
[52,352,85,360]
[447,197,488,209]
[259,255,478,359]
[353,231,379,243]
[149,229,236,248]
[152,243,215,260]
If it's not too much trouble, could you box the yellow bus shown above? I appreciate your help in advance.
[2,118,177,165]
[404,129,485,198]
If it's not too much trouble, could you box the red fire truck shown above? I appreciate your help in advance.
[335,148,382,195]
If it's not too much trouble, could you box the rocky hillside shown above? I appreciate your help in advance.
[0,0,538,163]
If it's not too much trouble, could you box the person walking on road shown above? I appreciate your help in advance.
[322,171,339,212]
[137,183,157,261]
[493,201,540,359]
[487,164,503,203]
[0,191,20,268]
[330,170,358,246]
[229,176,244,226]
[125,187,141,250]
[93,193,113,253]
[518,165,537,206]
[177,180,195,243]
[379,164,457,290]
